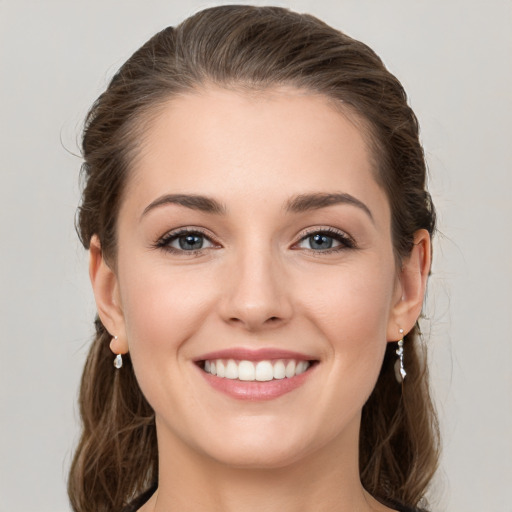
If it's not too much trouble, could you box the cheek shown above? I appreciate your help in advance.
[298,260,396,388]
[115,260,221,423]
[117,260,217,361]
[301,261,396,336]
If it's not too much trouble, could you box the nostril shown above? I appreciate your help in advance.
[229,316,280,324]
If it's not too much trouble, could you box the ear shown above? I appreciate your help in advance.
[89,235,129,355]
[387,229,431,341]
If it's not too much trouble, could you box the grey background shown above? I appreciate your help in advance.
[1,1,510,511]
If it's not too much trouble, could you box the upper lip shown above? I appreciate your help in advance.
[194,348,317,362]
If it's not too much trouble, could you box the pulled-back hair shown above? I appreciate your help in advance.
[69,5,439,511]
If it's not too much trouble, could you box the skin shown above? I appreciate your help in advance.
[90,86,431,512]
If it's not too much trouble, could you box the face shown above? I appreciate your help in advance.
[109,87,405,469]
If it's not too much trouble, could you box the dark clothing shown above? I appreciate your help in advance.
[121,485,157,512]
[393,504,428,512]
[121,486,427,512]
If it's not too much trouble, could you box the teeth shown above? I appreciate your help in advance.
[273,360,286,380]
[216,360,226,378]
[296,361,308,375]
[255,361,273,381]
[238,360,255,381]
[225,359,238,379]
[202,359,311,381]
[285,360,296,378]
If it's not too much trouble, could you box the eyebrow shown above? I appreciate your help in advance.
[286,192,374,222]
[141,193,226,218]
[141,191,373,222]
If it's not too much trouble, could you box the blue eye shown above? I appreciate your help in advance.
[176,233,205,250]
[296,229,354,252]
[157,229,216,253]
[307,233,335,250]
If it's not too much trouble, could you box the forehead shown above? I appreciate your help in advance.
[122,86,389,223]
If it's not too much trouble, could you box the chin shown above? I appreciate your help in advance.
[204,439,311,470]
[189,418,328,470]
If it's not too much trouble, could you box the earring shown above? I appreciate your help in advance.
[394,328,406,383]
[112,336,123,369]
[114,354,123,369]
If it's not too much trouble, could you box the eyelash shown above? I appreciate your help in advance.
[154,226,356,256]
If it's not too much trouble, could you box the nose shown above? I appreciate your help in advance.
[218,246,293,331]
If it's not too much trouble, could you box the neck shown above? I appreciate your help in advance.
[143,419,392,512]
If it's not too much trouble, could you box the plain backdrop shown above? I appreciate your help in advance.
[0,1,510,511]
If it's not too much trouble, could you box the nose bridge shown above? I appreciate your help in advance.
[221,237,292,329]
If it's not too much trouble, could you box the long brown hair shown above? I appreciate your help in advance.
[69,5,439,511]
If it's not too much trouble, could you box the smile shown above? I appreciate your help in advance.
[195,348,318,400]
[202,359,311,381]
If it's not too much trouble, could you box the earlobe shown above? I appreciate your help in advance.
[89,236,128,353]
[387,229,431,341]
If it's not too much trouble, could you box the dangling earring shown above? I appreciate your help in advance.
[114,354,123,369]
[394,328,406,383]
[112,336,123,369]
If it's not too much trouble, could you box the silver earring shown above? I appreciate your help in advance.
[112,336,123,369]
[114,354,123,369]
[394,328,406,383]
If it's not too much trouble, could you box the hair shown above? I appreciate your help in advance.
[69,5,439,512]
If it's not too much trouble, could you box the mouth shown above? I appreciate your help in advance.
[194,349,318,400]
[197,358,316,382]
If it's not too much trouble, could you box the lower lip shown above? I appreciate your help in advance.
[198,364,316,401]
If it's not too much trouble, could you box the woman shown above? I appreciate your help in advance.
[68,5,439,512]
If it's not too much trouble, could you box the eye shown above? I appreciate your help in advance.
[156,229,217,254]
[173,233,209,251]
[295,229,355,252]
